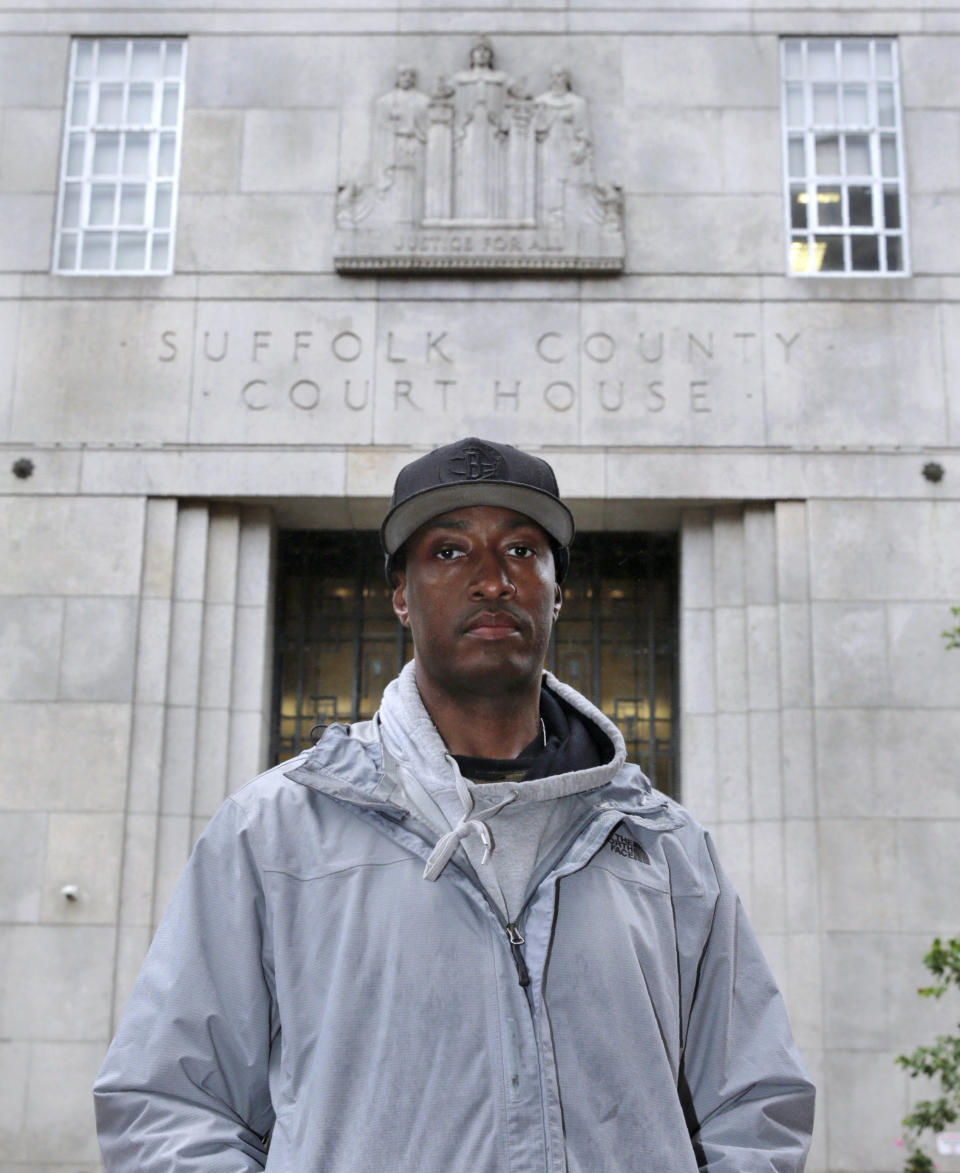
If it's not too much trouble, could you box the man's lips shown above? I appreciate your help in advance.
[462,610,523,639]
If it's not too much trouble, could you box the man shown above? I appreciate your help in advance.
[94,437,814,1171]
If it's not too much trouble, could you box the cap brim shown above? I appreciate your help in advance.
[381,482,575,554]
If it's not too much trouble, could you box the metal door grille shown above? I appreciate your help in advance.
[270,530,678,795]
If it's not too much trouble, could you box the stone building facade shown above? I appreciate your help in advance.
[1,3,959,1171]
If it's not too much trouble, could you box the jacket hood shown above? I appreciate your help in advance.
[286,662,674,827]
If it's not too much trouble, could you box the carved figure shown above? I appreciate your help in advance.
[451,36,519,220]
[535,67,594,227]
[372,65,430,223]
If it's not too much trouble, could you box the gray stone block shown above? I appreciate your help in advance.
[0,596,63,701]
[888,602,960,707]
[180,109,243,193]
[0,37,67,107]
[205,508,241,604]
[716,712,750,812]
[12,300,195,443]
[142,498,178,600]
[712,508,746,606]
[134,598,173,704]
[897,820,960,934]
[748,820,786,933]
[905,109,960,194]
[193,706,230,818]
[780,707,815,820]
[166,599,203,706]
[784,933,822,1050]
[681,609,716,716]
[0,496,145,597]
[159,704,198,816]
[0,702,130,812]
[784,821,819,933]
[748,710,782,820]
[173,503,210,602]
[199,603,238,709]
[0,1040,30,1160]
[810,500,960,603]
[186,35,343,109]
[900,34,960,108]
[236,507,275,608]
[128,703,165,814]
[623,193,782,276]
[0,812,45,922]
[176,193,336,273]
[614,107,725,195]
[819,819,898,932]
[743,505,777,605]
[22,1041,104,1163]
[679,712,717,824]
[720,108,782,195]
[778,603,812,710]
[59,597,138,703]
[765,303,946,447]
[811,603,890,707]
[823,1048,908,1173]
[0,195,55,270]
[774,502,810,603]
[0,925,114,1041]
[680,511,714,609]
[231,604,271,713]
[241,109,340,194]
[0,109,61,193]
[622,35,778,109]
[746,604,780,710]
[714,606,747,712]
[40,813,123,925]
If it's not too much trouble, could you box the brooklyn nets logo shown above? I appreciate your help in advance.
[444,442,505,482]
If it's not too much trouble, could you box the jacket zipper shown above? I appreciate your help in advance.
[505,922,530,988]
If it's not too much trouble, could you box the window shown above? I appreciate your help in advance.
[781,38,907,275]
[54,38,186,275]
[271,531,679,795]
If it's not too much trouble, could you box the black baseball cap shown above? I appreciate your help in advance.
[381,437,575,582]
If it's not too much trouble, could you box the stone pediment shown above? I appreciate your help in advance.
[334,37,625,274]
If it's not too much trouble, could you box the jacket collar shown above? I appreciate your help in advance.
[285,661,677,827]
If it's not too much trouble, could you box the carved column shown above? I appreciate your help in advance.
[424,97,454,222]
[506,98,536,225]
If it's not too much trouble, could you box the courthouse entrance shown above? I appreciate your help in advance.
[271,531,679,794]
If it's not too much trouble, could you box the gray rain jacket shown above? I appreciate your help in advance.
[94,671,814,1172]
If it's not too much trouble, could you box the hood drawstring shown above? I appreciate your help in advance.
[422,762,516,882]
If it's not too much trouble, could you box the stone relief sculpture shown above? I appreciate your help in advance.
[335,37,625,272]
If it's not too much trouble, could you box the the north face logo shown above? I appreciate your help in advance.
[609,833,649,864]
[445,442,505,482]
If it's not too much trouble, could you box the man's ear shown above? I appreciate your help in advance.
[392,571,410,628]
[553,583,562,622]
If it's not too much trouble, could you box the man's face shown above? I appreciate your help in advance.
[392,505,561,701]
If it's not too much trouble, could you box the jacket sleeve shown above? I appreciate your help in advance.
[678,833,816,1173]
[94,797,278,1171]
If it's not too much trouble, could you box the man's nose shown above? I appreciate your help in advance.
[469,548,516,598]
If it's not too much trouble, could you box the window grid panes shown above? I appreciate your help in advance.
[781,38,908,276]
[54,38,186,275]
[271,531,679,797]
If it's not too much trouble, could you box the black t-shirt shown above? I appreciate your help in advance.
[452,687,613,784]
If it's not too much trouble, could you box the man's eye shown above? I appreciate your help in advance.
[435,546,464,560]
[508,544,534,557]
